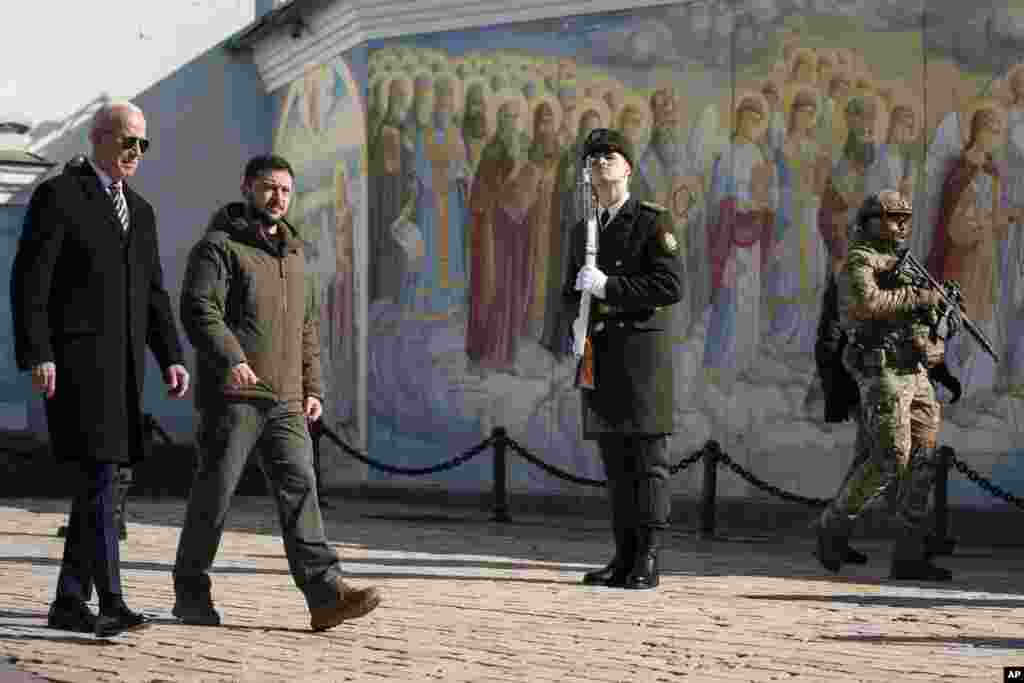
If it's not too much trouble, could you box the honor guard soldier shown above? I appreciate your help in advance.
[564,128,684,589]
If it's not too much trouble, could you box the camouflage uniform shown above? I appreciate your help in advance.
[817,190,952,580]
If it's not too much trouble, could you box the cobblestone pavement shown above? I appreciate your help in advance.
[0,496,1021,682]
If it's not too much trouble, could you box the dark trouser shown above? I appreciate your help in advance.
[597,434,671,535]
[173,400,343,608]
[56,461,122,608]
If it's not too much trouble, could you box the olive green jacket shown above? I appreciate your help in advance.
[181,202,323,410]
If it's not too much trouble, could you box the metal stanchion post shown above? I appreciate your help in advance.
[699,441,720,540]
[491,427,510,522]
[929,445,956,556]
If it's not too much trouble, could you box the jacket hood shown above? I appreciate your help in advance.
[206,202,302,254]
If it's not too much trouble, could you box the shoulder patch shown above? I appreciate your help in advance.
[639,200,668,213]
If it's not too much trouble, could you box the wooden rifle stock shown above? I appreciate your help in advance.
[574,336,595,390]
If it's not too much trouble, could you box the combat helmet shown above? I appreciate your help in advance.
[855,189,913,246]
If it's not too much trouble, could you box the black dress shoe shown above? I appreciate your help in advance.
[843,544,869,565]
[47,599,96,633]
[95,604,151,638]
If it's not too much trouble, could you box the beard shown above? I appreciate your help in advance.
[463,112,487,139]
[529,130,560,162]
[844,134,877,167]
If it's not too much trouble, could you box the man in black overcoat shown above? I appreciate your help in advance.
[10,101,189,637]
[564,128,684,589]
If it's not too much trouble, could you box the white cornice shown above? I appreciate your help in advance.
[248,0,679,93]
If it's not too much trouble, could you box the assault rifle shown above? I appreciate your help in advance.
[895,249,1000,363]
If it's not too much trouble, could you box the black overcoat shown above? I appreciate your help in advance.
[10,161,183,464]
[563,198,684,436]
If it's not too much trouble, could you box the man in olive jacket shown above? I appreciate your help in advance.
[172,155,380,631]
[564,129,684,590]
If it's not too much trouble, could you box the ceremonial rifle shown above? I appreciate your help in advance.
[572,159,598,389]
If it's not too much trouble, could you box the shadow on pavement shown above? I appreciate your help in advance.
[5,497,1023,595]
[740,593,1024,609]
[823,634,1024,649]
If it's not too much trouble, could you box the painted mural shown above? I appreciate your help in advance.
[270,1,1024,504]
[273,54,370,485]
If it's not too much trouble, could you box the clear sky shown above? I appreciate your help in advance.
[0,0,256,126]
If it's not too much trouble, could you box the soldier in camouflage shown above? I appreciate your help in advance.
[815,189,955,582]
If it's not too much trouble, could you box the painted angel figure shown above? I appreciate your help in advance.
[925,100,1022,399]
[682,102,730,338]
[702,94,777,389]
[763,87,831,354]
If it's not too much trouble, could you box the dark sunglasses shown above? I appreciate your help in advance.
[117,135,150,154]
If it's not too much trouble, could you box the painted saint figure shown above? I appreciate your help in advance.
[465,95,539,372]
[765,88,830,353]
[703,94,777,387]
[400,74,471,319]
[927,104,1018,399]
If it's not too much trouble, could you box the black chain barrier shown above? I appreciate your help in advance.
[951,455,1024,510]
[316,422,495,476]
[460,434,706,488]
[503,435,606,486]
[304,418,1024,516]
[715,450,831,508]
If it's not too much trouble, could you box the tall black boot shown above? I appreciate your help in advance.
[624,527,660,590]
[582,524,633,586]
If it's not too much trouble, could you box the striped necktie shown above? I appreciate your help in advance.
[110,181,129,232]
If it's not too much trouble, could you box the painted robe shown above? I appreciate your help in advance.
[703,142,777,383]
[400,123,470,319]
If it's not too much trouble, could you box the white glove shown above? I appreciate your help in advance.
[574,264,608,299]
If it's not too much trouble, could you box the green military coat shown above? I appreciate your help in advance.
[563,198,684,437]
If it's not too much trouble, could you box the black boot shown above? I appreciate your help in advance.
[889,559,953,581]
[582,526,633,586]
[624,527,660,590]
[603,528,636,588]
[843,543,868,564]
[890,525,953,581]
[814,523,848,573]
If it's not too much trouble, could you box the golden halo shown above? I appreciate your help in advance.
[572,95,613,138]
[617,92,652,131]
[788,47,818,82]
[732,89,771,141]
[886,98,922,142]
[488,87,531,140]
[960,96,1008,147]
